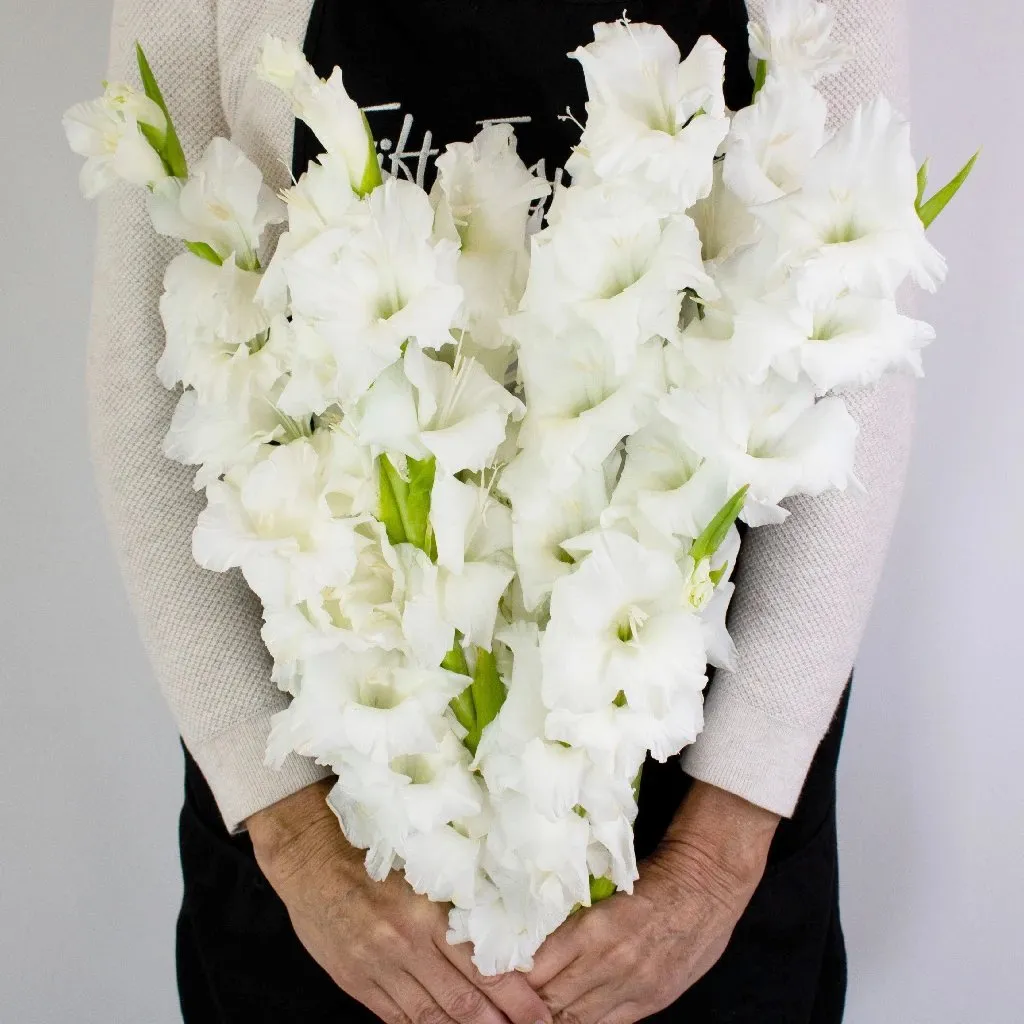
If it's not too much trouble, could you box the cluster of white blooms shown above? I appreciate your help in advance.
[66,0,965,976]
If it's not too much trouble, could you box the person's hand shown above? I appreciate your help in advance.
[528,780,780,1024]
[247,780,551,1024]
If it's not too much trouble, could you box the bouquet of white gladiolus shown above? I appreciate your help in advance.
[65,0,974,974]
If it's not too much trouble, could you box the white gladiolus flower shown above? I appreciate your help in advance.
[326,732,484,881]
[514,330,666,483]
[62,83,167,197]
[432,124,550,349]
[352,346,523,476]
[282,178,464,405]
[754,98,947,297]
[723,68,827,205]
[728,284,934,391]
[689,159,760,267]
[269,649,470,770]
[448,875,570,975]
[541,530,708,715]
[157,252,274,398]
[748,0,853,82]
[484,794,592,920]
[475,623,589,819]
[568,24,730,210]
[402,825,483,908]
[520,184,714,369]
[257,36,379,194]
[260,527,404,669]
[431,475,515,649]
[701,577,738,671]
[588,815,640,893]
[499,458,610,610]
[660,377,858,524]
[257,154,368,316]
[391,542,456,668]
[261,315,341,419]
[148,137,286,267]
[546,682,705,778]
[604,415,727,550]
[191,434,369,607]
[162,383,284,489]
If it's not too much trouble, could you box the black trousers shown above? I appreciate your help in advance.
[176,683,849,1023]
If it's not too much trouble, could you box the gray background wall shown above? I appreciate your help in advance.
[1,2,1020,1021]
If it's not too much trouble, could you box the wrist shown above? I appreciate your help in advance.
[661,780,780,887]
[246,778,337,878]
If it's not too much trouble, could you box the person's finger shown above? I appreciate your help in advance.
[535,958,605,1019]
[557,993,645,1024]
[438,934,552,1024]
[365,982,415,1024]
[550,977,632,1024]
[411,954,512,1024]
[390,971,459,1024]
[526,916,587,991]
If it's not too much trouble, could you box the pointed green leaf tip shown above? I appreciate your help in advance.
[690,485,749,565]
[355,110,383,196]
[135,42,188,179]
[752,59,768,99]
[462,647,507,755]
[915,158,930,209]
[916,150,980,229]
[377,454,407,545]
[184,240,223,266]
[443,634,477,737]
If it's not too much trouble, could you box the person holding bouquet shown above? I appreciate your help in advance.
[79,1,927,1021]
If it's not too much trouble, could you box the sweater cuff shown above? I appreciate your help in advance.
[189,713,333,834]
[680,683,824,818]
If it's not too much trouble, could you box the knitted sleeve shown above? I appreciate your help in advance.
[87,0,328,832]
[680,0,916,815]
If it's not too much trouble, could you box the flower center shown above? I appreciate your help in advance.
[390,754,435,784]
[357,676,400,709]
[615,603,649,642]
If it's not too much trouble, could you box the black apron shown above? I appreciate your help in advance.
[177,3,849,1019]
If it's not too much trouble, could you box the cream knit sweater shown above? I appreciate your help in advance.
[89,0,914,831]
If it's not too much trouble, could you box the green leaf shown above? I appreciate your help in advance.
[915,158,930,210]
[917,149,980,229]
[378,455,408,545]
[752,59,768,99]
[467,648,506,753]
[554,546,576,566]
[138,120,166,158]
[443,634,476,738]
[441,635,470,676]
[184,240,223,266]
[631,762,643,802]
[404,456,437,553]
[377,454,436,554]
[690,485,749,564]
[708,562,729,587]
[135,41,188,178]
[436,603,478,754]
[354,110,383,196]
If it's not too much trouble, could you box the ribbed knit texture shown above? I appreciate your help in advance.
[89,0,325,834]
[86,0,912,829]
[680,0,915,814]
